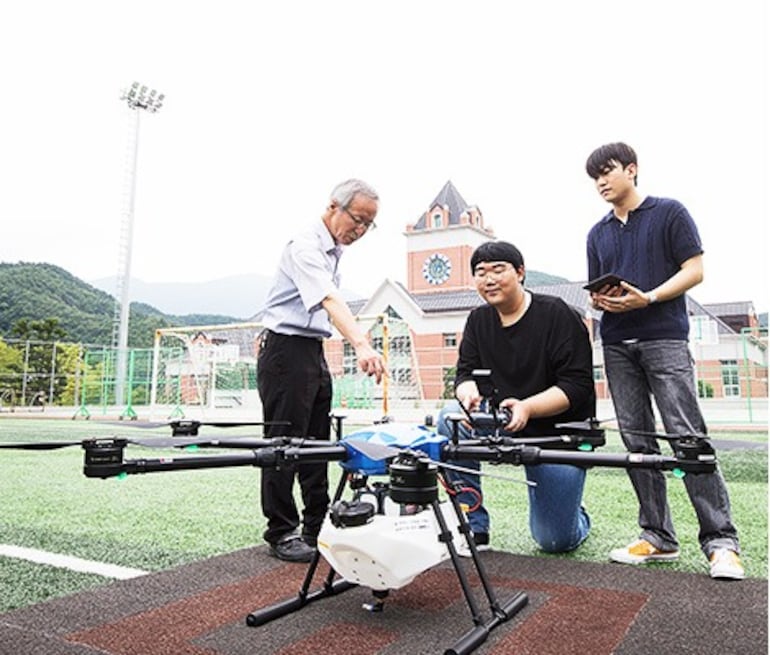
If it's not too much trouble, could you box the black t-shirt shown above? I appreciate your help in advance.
[455,293,596,436]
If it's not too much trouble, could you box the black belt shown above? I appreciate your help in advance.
[260,329,324,348]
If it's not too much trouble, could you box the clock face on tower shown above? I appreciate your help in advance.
[422,253,452,285]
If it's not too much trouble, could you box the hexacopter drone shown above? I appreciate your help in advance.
[1,376,716,655]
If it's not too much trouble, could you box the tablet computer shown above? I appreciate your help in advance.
[583,273,630,292]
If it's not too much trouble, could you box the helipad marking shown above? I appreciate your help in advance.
[0,544,148,579]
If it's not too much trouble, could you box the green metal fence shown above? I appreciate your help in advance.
[0,329,766,426]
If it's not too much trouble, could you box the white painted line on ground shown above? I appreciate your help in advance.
[0,544,148,579]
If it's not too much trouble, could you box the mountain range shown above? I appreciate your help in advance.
[1,263,572,348]
[0,263,244,347]
[88,274,275,321]
[88,269,574,320]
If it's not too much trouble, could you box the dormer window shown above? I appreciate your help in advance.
[431,211,443,228]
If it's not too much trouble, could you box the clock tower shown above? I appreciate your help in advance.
[405,180,495,293]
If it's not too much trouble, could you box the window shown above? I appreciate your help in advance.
[443,333,457,348]
[593,365,605,382]
[392,368,412,385]
[385,305,402,319]
[432,212,443,228]
[720,359,741,397]
[342,341,357,375]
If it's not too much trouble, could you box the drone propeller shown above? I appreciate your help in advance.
[0,431,345,452]
[554,417,614,431]
[0,435,280,452]
[91,418,291,436]
[622,428,708,442]
[0,440,84,451]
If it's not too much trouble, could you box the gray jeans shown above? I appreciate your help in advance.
[603,339,740,557]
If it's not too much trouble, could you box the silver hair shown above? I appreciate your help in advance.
[330,178,379,208]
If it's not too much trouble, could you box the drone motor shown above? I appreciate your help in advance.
[82,439,128,479]
[389,452,438,505]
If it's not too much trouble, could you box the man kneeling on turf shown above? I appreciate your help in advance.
[438,240,595,553]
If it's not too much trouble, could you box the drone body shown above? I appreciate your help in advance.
[318,499,462,590]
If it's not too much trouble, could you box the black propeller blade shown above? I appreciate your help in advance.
[622,428,708,441]
[0,435,278,452]
[0,440,84,451]
[0,431,340,452]
[554,417,614,431]
[91,419,291,436]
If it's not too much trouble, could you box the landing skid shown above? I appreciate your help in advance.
[246,471,528,655]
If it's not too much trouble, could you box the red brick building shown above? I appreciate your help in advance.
[324,181,766,403]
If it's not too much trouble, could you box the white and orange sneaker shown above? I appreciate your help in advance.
[609,538,680,564]
[709,548,745,580]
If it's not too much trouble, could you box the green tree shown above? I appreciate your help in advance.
[8,318,73,405]
[0,339,24,407]
[443,366,457,400]
[10,317,67,342]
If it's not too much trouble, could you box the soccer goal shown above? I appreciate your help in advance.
[149,322,263,421]
[326,313,424,419]
[149,315,423,422]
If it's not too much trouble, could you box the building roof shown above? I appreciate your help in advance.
[352,279,738,337]
[530,282,595,316]
[703,301,756,316]
[411,180,470,230]
[347,298,368,315]
[686,297,736,335]
[385,281,594,316]
[411,287,484,313]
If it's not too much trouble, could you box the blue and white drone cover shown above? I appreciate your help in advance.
[340,422,447,475]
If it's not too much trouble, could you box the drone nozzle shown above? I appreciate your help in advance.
[82,439,128,478]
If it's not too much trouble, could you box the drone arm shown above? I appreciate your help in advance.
[103,452,277,478]
[82,441,348,479]
[442,442,716,474]
[535,439,717,474]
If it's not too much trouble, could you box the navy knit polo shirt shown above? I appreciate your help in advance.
[586,196,703,345]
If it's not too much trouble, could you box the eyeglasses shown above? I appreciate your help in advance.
[473,262,514,280]
[341,206,377,231]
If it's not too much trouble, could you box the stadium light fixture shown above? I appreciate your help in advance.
[113,81,165,411]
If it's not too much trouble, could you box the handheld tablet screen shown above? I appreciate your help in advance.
[583,274,626,292]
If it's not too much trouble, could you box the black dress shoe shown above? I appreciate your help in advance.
[302,533,318,548]
[269,536,315,563]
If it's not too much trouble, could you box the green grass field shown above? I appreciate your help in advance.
[0,417,766,613]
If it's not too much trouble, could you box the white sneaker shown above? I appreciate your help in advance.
[709,548,745,580]
[609,539,680,564]
[455,533,491,558]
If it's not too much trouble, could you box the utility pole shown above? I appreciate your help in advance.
[113,82,164,411]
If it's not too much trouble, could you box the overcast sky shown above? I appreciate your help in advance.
[1,1,767,312]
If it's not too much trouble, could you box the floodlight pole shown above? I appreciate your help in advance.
[114,82,164,409]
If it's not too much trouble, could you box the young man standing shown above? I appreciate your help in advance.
[585,142,743,579]
[257,179,385,562]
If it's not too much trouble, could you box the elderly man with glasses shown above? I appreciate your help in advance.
[437,240,596,556]
[257,178,385,562]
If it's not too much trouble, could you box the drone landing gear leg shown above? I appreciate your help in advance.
[245,550,356,626]
[362,589,388,612]
[246,472,357,627]
[435,489,528,655]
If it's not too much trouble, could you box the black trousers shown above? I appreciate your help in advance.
[256,330,332,545]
